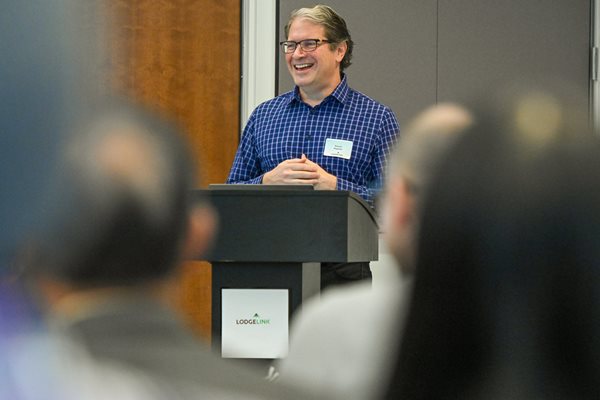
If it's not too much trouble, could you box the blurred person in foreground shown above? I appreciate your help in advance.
[1,2,158,399]
[275,104,473,400]
[384,91,600,399]
[25,102,312,400]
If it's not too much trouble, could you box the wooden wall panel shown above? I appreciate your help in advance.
[106,0,240,185]
[104,0,241,341]
[176,261,212,341]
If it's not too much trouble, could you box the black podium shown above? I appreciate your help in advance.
[194,186,379,357]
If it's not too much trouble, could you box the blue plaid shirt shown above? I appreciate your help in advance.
[227,76,400,206]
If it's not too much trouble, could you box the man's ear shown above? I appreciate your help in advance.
[34,276,72,311]
[388,177,414,228]
[180,205,217,260]
[335,41,347,63]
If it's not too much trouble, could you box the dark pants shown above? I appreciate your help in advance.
[320,262,372,292]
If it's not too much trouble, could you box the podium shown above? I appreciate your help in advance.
[194,186,379,358]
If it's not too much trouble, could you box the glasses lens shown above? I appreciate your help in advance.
[300,39,318,51]
[281,42,295,53]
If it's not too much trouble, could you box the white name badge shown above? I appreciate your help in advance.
[323,138,353,160]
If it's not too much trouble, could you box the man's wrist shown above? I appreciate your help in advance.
[324,173,337,190]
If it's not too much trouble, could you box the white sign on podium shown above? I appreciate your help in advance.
[221,288,289,359]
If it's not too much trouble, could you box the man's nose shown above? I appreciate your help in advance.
[292,45,306,56]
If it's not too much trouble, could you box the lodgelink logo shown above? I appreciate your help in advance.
[235,313,271,325]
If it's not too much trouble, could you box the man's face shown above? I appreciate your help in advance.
[285,18,345,97]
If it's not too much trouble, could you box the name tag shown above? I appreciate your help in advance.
[323,138,353,160]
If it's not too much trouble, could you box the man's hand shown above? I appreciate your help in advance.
[262,155,319,185]
[304,156,337,190]
[262,155,337,190]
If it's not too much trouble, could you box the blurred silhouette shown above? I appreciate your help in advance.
[384,91,600,399]
[276,103,472,400]
[0,2,136,399]
[25,102,312,400]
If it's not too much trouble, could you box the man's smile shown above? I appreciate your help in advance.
[294,62,314,71]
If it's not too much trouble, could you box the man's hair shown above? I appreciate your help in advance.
[31,101,198,288]
[284,4,354,73]
[387,103,473,203]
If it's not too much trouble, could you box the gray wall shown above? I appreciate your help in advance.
[278,0,591,127]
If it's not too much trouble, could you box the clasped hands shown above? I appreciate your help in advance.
[262,154,337,190]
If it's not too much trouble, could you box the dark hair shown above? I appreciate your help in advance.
[385,119,600,398]
[30,100,198,288]
[285,5,354,73]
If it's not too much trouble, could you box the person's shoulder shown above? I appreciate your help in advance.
[347,87,395,114]
[253,91,294,113]
[294,281,402,328]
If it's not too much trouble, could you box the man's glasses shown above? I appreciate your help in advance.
[279,39,333,54]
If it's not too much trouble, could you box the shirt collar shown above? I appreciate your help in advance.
[288,74,351,106]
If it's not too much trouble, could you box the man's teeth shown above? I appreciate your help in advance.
[295,63,313,69]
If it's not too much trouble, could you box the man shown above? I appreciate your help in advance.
[227,5,400,288]
[28,103,311,400]
[274,104,473,400]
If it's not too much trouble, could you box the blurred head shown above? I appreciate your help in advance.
[283,5,352,97]
[29,102,214,292]
[386,92,600,399]
[381,103,473,273]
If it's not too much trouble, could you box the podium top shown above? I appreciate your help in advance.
[195,188,379,263]
[204,187,376,225]
[208,184,314,191]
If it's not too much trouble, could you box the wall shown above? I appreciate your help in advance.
[277,0,591,127]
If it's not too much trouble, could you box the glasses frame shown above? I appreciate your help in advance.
[279,38,334,54]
